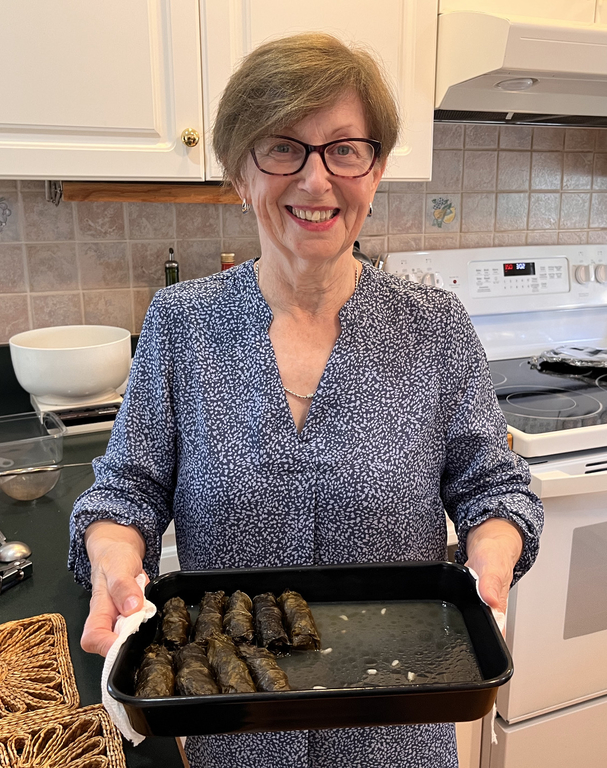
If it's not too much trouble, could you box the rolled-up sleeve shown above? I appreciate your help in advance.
[68,291,177,589]
[439,294,544,584]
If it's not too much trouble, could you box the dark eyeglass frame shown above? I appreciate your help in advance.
[250,135,382,178]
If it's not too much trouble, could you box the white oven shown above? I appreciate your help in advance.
[384,245,607,768]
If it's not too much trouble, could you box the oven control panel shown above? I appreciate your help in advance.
[468,257,569,297]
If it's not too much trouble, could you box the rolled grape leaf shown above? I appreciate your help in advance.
[238,644,291,692]
[253,592,289,650]
[135,643,175,697]
[161,596,192,649]
[277,589,321,650]
[174,642,220,696]
[207,634,256,693]
[223,590,255,644]
[193,590,226,644]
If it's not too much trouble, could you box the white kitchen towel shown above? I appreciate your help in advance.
[101,573,157,745]
[467,567,507,745]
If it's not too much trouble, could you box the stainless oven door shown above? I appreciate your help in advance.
[497,450,607,723]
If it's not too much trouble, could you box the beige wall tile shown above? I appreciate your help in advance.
[377,181,390,193]
[131,240,175,287]
[0,193,22,243]
[175,203,221,239]
[588,230,607,243]
[359,193,387,236]
[526,231,558,245]
[221,238,261,265]
[133,287,160,333]
[76,201,125,240]
[222,204,259,237]
[532,127,565,150]
[78,242,129,289]
[0,244,26,292]
[178,240,222,280]
[459,232,493,248]
[27,243,78,292]
[463,151,497,191]
[493,232,527,246]
[596,131,607,152]
[21,192,73,241]
[356,236,386,259]
[559,193,590,229]
[388,193,424,234]
[0,180,18,192]
[423,233,459,249]
[386,181,426,193]
[593,154,607,189]
[497,152,531,191]
[465,125,498,149]
[558,231,587,244]
[496,193,528,230]
[461,194,495,232]
[427,150,463,192]
[499,126,532,150]
[531,153,563,189]
[19,181,45,191]
[590,193,607,228]
[31,293,83,328]
[0,294,29,342]
[563,153,593,190]
[425,194,460,233]
[127,202,175,240]
[83,289,133,331]
[564,128,596,151]
[387,234,423,252]
[528,193,560,230]
[433,123,464,149]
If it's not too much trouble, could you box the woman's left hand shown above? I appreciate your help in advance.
[465,518,524,616]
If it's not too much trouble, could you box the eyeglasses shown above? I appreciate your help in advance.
[250,135,382,178]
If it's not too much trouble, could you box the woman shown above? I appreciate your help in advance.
[69,33,543,768]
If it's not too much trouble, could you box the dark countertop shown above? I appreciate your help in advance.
[0,430,182,767]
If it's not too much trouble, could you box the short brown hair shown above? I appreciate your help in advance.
[213,33,399,186]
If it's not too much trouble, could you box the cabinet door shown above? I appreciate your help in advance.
[0,0,204,180]
[439,0,598,23]
[201,0,437,181]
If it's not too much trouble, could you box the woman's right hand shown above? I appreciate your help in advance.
[81,520,147,658]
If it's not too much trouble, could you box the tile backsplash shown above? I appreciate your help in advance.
[1,124,607,342]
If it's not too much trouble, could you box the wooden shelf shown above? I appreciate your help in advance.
[62,182,240,204]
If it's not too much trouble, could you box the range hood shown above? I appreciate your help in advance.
[435,12,607,126]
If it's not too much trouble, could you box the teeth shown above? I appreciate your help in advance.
[290,207,336,222]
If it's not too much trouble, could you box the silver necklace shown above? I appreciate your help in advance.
[253,259,360,400]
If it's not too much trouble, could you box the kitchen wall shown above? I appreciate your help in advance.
[1,123,607,343]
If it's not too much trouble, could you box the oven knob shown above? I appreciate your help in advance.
[595,264,607,284]
[421,272,444,288]
[402,272,420,284]
[574,264,593,284]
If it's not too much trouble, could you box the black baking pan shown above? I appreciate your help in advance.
[108,561,513,737]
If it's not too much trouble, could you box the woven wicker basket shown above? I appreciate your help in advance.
[0,703,126,768]
[0,613,79,724]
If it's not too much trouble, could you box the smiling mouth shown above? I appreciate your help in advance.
[286,206,339,222]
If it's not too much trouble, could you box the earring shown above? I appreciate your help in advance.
[241,200,251,214]
[368,203,373,218]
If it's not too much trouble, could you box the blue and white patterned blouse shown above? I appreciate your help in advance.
[69,260,543,768]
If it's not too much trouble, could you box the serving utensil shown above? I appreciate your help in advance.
[0,528,31,561]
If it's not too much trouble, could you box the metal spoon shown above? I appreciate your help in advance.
[0,462,91,477]
[0,528,31,562]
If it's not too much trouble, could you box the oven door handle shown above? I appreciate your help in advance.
[530,469,607,498]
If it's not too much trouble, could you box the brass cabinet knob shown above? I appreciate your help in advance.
[181,128,200,147]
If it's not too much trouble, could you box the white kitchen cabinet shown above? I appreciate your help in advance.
[0,0,204,181]
[439,0,599,23]
[200,0,438,181]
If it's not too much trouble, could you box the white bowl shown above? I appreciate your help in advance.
[9,325,131,405]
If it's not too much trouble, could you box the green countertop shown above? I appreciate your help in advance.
[0,431,182,768]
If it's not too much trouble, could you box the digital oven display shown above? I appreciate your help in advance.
[503,262,535,277]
